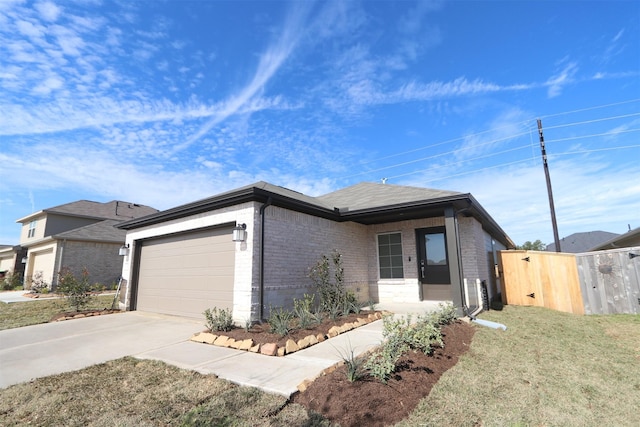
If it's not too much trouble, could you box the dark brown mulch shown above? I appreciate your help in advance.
[210,312,382,348]
[291,321,475,427]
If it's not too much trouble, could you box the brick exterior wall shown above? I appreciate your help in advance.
[59,240,123,288]
[121,200,507,321]
[261,206,369,314]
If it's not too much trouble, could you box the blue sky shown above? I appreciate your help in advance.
[1,0,639,247]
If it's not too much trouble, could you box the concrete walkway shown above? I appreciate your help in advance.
[1,302,440,397]
[0,290,45,303]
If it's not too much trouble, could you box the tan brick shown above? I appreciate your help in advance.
[249,344,261,353]
[307,335,319,346]
[229,339,242,349]
[277,347,286,357]
[260,343,277,356]
[316,333,325,342]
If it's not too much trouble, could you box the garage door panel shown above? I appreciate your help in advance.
[136,227,235,318]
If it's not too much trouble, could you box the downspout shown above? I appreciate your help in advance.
[259,197,272,321]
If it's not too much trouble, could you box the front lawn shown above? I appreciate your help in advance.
[0,294,116,331]
[1,306,638,426]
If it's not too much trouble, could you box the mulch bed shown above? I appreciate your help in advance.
[210,312,382,348]
[291,321,475,427]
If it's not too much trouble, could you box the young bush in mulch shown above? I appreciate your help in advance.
[291,321,475,427]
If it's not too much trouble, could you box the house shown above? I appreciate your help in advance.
[117,181,514,322]
[17,200,158,289]
[589,226,640,251]
[546,231,620,253]
[0,245,28,281]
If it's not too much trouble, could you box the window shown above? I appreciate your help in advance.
[378,232,404,279]
[27,220,37,238]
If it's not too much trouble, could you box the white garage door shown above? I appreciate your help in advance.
[135,227,235,319]
[29,249,54,288]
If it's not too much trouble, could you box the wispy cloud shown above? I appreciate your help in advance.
[546,61,578,98]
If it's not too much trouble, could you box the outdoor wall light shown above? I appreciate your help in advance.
[232,223,247,242]
[119,243,130,256]
[21,257,28,264]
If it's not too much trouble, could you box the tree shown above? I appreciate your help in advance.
[516,240,547,251]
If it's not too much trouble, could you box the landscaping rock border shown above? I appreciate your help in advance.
[190,311,385,357]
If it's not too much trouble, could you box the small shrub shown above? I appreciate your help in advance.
[335,341,365,382]
[367,299,377,311]
[243,318,252,332]
[268,306,294,336]
[203,307,234,332]
[293,294,315,329]
[365,328,407,383]
[56,268,93,312]
[28,271,49,294]
[429,302,458,325]
[2,271,23,290]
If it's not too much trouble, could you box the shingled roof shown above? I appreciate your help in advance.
[117,181,513,248]
[318,182,462,211]
[17,200,158,223]
[53,219,125,243]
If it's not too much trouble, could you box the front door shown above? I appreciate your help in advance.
[416,227,452,300]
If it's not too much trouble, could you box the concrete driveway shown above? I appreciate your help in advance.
[0,310,386,396]
[0,311,204,389]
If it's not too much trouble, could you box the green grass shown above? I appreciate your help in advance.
[397,306,640,427]
[0,305,638,426]
[0,294,116,331]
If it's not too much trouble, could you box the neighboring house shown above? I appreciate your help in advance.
[589,226,640,251]
[117,181,514,322]
[546,231,619,253]
[0,245,27,280]
[17,201,158,289]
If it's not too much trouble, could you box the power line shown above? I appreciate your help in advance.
[342,130,532,178]
[387,158,533,182]
[549,144,640,157]
[543,112,640,131]
[339,98,640,182]
[539,98,640,120]
[546,128,640,144]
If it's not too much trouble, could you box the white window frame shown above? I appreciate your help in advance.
[27,220,37,238]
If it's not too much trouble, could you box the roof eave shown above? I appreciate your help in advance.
[116,186,338,230]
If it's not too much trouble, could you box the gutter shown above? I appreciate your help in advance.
[463,278,507,331]
[258,197,272,321]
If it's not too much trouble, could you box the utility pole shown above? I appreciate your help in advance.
[537,119,561,252]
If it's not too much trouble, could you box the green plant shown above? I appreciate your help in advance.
[2,271,23,290]
[308,250,351,316]
[293,293,315,329]
[28,271,49,294]
[429,302,458,325]
[367,299,377,311]
[268,306,294,336]
[56,268,94,312]
[364,328,407,383]
[203,307,234,332]
[335,341,365,382]
[243,318,252,333]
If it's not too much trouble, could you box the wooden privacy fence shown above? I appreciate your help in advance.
[498,247,640,315]
[498,250,584,315]
[575,246,640,315]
